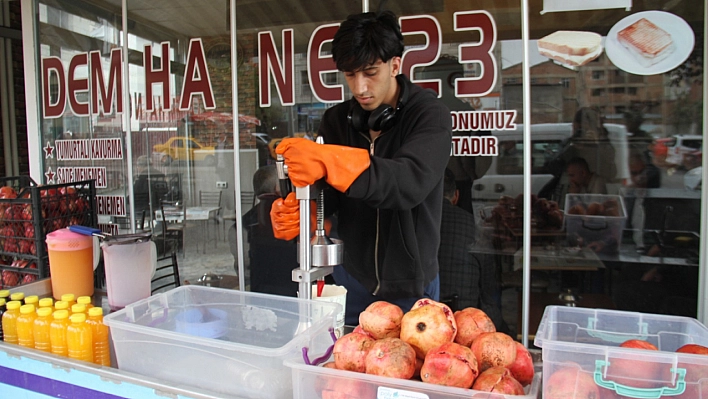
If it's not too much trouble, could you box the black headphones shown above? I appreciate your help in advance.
[348,74,409,133]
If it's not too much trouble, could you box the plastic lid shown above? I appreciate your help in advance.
[10,292,24,301]
[71,304,86,313]
[24,295,39,305]
[77,296,91,305]
[45,228,93,251]
[54,301,69,310]
[70,313,86,323]
[37,307,52,317]
[0,289,9,298]
[38,298,54,308]
[88,307,103,317]
[53,310,69,320]
[61,294,75,303]
[6,300,21,310]
[20,304,36,314]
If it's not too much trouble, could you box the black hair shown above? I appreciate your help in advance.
[253,164,277,196]
[331,10,404,72]
[566,157,590,172]
[443,168,457,200]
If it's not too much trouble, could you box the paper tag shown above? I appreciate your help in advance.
[377,386,429,399]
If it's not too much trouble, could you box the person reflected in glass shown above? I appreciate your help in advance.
[566,157,607,194]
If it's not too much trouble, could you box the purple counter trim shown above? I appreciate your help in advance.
[0,365,128,399]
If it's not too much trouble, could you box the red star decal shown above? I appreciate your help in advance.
[45,167,55,184]
[44,142,54,159]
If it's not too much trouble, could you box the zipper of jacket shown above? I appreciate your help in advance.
[360,132,383,295]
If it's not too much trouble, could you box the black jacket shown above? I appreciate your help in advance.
[320,75,452,299]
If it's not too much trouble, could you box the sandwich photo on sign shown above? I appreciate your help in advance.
[537,31,603,67]
[617,18,675,68]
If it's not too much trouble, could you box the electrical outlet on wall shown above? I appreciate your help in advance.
[216,181,228,188]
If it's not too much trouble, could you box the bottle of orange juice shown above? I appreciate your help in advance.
[77,296,93,310]
[17,304,37,348]
[86,307,110,366]
[24,295,39,309]
[0,289,9,302]
[38,297,54,311]
[71,303,87,315]
[10,292,25,304]
[54,300,69,314]
[67,313,93,362]
[2,300,21,344]
[50,310,70,357]
[33,307,52,352]
[61,294,76,309]
[0,298,5,341]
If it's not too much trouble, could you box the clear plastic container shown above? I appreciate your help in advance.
[564,193,627,253]
[104,285,340,399]
[534,305,708,399]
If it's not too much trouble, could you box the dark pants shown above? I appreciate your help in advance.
[333,266,440,326]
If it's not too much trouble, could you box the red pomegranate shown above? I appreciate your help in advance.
[606,339,662,389]
[364,337,416,379]
[676,343,708,398]
[453,307,496,347]
[333,331,374,373]
[545,365,600,399]
[470,332,517,372]
[472,366,524,395]
[359,301,403,339]
[400,299,457,359]
[319,374,376,399]
[352,325,375,339]
[508,342,534,386]
[420,342,478,388]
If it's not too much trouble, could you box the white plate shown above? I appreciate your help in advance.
[606,11,694,76]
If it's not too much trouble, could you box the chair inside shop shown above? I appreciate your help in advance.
[151,252,181,294]
[199,190,222,238]
[159,200,186,256]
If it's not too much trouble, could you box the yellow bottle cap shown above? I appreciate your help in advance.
[88,307,103,317]
[53,310,69,320]
[70,313,86,323]
[71,304,86,314]
[10,292,25,301]
[37,307,53,317]
[6,300,21,310]
[61,294,75,303]
[0,289,10,298]
[77,296,92,305]
[38,298,54,308]
[24,295,39,305]
[54,301,69,310]
[20,304,36,314]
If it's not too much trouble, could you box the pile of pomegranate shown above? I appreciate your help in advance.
[320,299,534,398]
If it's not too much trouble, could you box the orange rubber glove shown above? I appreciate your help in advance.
[276,138,370,192]
[270,192,333,241]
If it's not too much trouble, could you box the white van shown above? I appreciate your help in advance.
[470,123,629,203]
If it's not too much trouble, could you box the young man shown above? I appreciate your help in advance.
[270,11,452,324]
[566,157,607,194]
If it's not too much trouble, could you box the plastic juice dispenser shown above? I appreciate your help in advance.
[46,229,99,299]
[100,233,157,310]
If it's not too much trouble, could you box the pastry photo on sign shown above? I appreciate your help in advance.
[616,17,674,68]
[537,31,603,67]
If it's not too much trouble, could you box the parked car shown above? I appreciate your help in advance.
[684,166,702,191]
[653,134,702,167]
[153,137,216,166]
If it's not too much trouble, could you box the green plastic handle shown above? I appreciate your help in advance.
[594,360,686,398]
[587,318,649,343]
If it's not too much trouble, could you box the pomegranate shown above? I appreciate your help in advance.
[470,332,517,372]
[677,344,708,354]
[508,342,534,386]
[606,339,662,389]
[472,366,524,395]
[352,325,375,339]
[359,301,403,339]
[453,307,496,347]
[319,374,376,399]
[333,332,374,373]
[676,343,708,398]
[420,342,478,388]
[400,298,457,359]
[545,365,600,399]
[364,337,416,379]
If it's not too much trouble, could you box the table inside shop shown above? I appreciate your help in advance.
[157,205,221,254]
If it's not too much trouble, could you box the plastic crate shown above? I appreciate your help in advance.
[534,306,708,399]
[564,193,627,253]
[286,357,541,399]
[0,176,97,289]
[104,285,341,399]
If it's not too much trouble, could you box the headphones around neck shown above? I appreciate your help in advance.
[348,74,409,133]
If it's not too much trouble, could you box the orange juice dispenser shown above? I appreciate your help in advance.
[45,228,99,300]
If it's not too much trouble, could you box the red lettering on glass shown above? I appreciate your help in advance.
[258,29,295,107]
[179,38,216,110]
[454,11,497,97]
[308,23,341,103]
[90,48,123,115]
[144,42,171,112]
[42,57,66,119]
[400,15,442,95]
[68,53,89,116]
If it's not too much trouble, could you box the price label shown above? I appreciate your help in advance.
[377,386,429,399]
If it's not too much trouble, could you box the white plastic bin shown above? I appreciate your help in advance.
[564,193,627,253]
[104,285,340,399]
[535,306,708,399]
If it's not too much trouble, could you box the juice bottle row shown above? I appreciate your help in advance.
[0,291,110,367]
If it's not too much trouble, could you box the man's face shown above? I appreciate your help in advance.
[344,57,401,111]
[567,164,587,186]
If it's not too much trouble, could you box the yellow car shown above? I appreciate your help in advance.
[153,137,216,166]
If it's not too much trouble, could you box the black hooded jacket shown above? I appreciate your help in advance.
[320,75,452,299]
